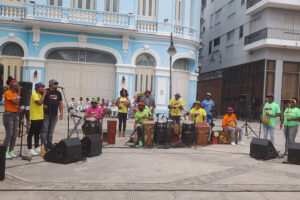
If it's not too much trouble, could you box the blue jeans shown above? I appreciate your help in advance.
[263,124,275,144]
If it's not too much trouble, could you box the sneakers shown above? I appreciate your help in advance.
[8,151,17,158]
[139,140,143,147]
[238,141,245,145]
[28,149,38,156]
[5,152,11,159]
[231,142,236,146]
[35,146,41,154]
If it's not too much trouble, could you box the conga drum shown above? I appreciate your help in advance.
[142,121,155,147]
[181,121,196,145]
[166,120,174,143]
[155,120,168,145]
[82,118,99,135]
[172,123,181,143]
[195,122,210,146]
[107,120,117,144]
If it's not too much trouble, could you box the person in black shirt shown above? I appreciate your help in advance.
[41,79,63,150]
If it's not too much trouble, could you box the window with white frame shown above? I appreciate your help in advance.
[138,0,157,20]
[173,59,190,71]
[175,0,183,25]
[104,0,119,12]
[72,0,96,10]
[49,0,62,6]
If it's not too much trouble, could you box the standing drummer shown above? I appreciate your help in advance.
[132,102,153,146]
[189,101,207,123]
[168,93,184,124]
[84,99,103,123]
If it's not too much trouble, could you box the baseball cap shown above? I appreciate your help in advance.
[175,93,181,98]
[35,82,45,90]
[138,102,145,106]
[267,93,274,97]
[91,99,98,103]
[206,92,212,96]
[49,79,59,85]
[194,101,201,105]
[227,107,234,113]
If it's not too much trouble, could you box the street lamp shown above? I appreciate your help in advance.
[210,49,222,64]
[167,33,177,100]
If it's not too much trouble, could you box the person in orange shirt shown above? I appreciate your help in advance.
[222,107,244,146]
[3,76,22,159]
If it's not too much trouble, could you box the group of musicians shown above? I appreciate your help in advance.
[3,77,63,159]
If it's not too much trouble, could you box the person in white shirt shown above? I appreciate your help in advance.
[69,98,77,110]
[77,97,85,112]
[111,102,118,118]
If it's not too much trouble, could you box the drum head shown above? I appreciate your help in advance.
[182,120,194,125]
[142,121,155,125]
[86,117,97,121]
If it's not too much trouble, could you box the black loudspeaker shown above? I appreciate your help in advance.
[250,138,278,160]
[0,145,6,181]
[19,82,33,107]
[81,134,102,157]
[44,138,82,164]
[288,143,300,165]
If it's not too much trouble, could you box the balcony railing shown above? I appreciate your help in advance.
[0,5,26,19]
[137,20,157,32]
[244,27,300,45]
[69,8,97,22]
[246,0,262,9]
[103,12,129,26]
[34,5,62,19]
[174,25,184,35]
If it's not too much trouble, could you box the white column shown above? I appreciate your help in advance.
[274,60,283,105]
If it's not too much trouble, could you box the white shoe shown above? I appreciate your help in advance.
[238,141,245,145]
[35,147,41,154]
[231,142,236,146]
[28,149,38,156]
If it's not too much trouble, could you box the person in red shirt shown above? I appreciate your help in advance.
[3,76,22,159]
[222,107,244,145]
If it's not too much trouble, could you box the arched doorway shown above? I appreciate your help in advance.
[0,42,24,85]
[172,58,190,110]
[45,48,117,100]
[135,53,156,94]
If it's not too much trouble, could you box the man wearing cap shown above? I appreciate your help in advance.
[140,90,156,113]
[222,107,244,145]
[202,92,215,125]
[27,82,47,156]
[168,93,184,124]
[260,93,281,145]
[41,79,63,150]
[189,101,207,123]
[133,102,153,146]
[85,99,103,122]
[280,98,300,144]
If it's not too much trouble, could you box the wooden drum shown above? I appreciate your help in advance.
[107,120,117,144]
[142,121,155,147]
[195,122,211,146]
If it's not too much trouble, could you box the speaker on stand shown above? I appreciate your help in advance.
[18,81,33,107]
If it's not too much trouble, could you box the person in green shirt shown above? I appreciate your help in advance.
[132,102,153,146]
[260,93,281,144]
[280,98,300,144]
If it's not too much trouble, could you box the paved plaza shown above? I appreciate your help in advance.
[0,110,300,200]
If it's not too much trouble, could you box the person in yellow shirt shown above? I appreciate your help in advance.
[189,101,207,123]
[27,82,47,156]
[116,88,131,137]
[168,93,184,123]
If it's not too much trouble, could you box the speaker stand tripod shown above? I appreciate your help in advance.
[59,87,72,139]
[241,115,258,138]
[18,109,32,161]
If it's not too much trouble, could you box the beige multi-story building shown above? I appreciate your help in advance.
[198,0,300,115]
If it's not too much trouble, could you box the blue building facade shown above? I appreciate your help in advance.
[0,0,201,113]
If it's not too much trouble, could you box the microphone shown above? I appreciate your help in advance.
[58,86,64,89]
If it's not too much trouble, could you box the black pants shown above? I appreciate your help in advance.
[137,126,143,142]
[118,113,127,132]
[27,120,43,149]
[170,116,180,124]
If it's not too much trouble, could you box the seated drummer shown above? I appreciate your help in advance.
[84,98,103,123]
[133,102,153,146]
[189,101,207,123]
[222,107,244,146]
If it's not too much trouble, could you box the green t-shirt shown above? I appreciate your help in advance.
[135,108,152,124]
[262,102,281,127]
[284,107,300,127]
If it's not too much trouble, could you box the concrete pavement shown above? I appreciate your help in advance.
[0,110,300,199]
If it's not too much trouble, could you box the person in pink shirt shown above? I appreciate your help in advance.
[84,99,103,123]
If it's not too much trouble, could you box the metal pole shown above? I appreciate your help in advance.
[169,55,172,100]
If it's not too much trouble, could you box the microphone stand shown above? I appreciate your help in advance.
[59,87,71,138]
